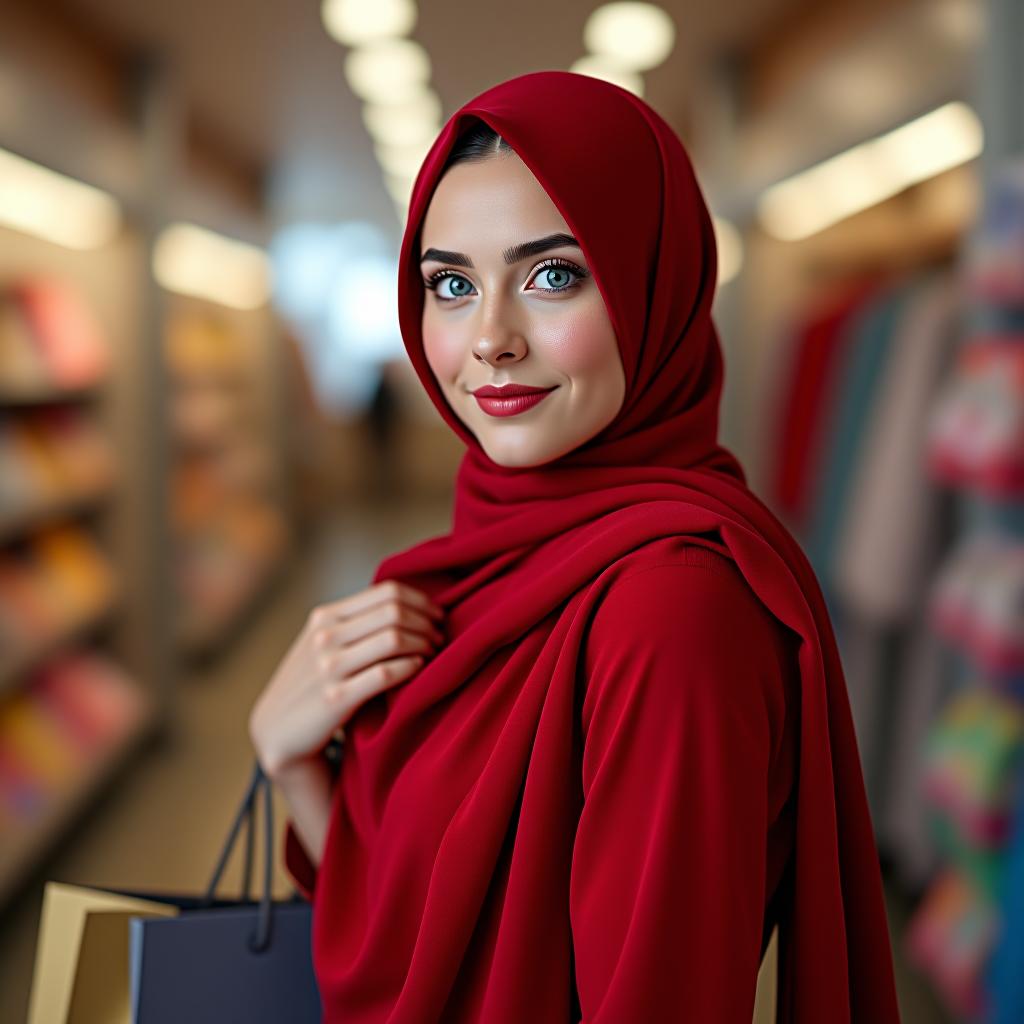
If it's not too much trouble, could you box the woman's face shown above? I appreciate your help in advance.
[419,150,625,468]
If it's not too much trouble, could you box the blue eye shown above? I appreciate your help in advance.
[423,271,476,301]
[532,263,580,291]
[422,257,588,303]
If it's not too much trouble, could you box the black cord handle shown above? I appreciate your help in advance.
[201,759,275,953]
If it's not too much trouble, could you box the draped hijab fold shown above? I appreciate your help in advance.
[311,70,901,1022]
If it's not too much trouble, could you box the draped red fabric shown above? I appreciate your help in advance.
[304,70,901,1022]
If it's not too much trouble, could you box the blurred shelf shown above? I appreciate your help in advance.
[177,540,289,661]
[0,386,103,407]
[0,488,114,546]
[0,592,120,697]
[169,368,249,389]
[0,689,158,908]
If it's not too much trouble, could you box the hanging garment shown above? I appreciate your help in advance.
[803,282,916,616]
[833,268,962,623]
[283,70,900,1023]
[880,621,955,886]
[766,277,881,533]
[828,269,962,835]
[990,772,1024,1024]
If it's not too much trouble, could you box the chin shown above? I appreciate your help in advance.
[479,436,576,469]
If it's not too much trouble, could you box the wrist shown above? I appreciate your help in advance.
[268,752,332,789]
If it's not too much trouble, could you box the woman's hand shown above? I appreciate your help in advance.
[249,580,446,780]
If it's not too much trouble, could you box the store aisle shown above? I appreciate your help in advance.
[0,497,451,1023]
[0,494,950,1023]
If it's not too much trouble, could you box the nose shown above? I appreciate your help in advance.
[472,297,527,367]
[473,335,526,366]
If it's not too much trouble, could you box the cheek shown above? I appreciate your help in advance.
[536,298,619,382]
[422,314,464,383]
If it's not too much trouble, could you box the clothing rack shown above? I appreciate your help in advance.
[760,153,1024,1024]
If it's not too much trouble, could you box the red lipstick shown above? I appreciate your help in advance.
[471,383,558,417]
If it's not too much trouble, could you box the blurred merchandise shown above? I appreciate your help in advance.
[906,868,996,1022]
[922,688,1024,852]
[909,154,1024,1022]
[988,782,1024,1024]
[0,280,109,398]
[927,340,1024,498]
[965,161,1024,308]
[0,271,152,909]
[930,534,1024,679]
[165,309,291,659]
[758,145,1024,1024]
[0,408,117,527]
[0,649,151,900]
[0,525,118,685]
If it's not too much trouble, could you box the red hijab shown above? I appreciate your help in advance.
[312,70,900,1022]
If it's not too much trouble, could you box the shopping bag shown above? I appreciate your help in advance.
[27,759,320,1023]
[127,759,320,1023]
[27,883,179,1024]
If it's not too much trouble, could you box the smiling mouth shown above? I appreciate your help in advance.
[472,386,558,418]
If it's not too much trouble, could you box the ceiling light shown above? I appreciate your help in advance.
[375,138,433,178]
[758,101,983,240]
[382,170,415,207]
[569,56,644,97]
[321,0,416,46]
[362,89,442,147]
[0,147,121,250]
[153,223,273,310]
[713,216,743,285]
[344,38,431,104]
[583,3,676,72]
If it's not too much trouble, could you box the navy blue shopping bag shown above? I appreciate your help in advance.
[124,760,321,1023]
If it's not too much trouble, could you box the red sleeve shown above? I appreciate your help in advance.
[283,820,318,902]
[571,551,793,1023]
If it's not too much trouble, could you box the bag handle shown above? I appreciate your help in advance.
[201,759,275,953]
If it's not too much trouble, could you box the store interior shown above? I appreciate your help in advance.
[1,0,1023,1021]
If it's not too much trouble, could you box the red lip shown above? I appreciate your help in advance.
[472,384,557,397]
[472,385,558,417]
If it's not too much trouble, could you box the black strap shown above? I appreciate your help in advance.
[241,784,255,901]
[201,759,275,953]
[252,770,274,952]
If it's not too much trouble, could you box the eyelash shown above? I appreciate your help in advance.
[422,257,589,302]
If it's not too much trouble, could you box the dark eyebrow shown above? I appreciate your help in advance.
[419,232,581,268]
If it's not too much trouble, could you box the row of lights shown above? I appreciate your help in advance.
[321,0,437,225]
[0,101,986,307]
[559,4,746,286]
[758,100,983,241]
[318,0,751,283]
[0,146,271,309]
[321,1,684,224]
[569,2,676,100]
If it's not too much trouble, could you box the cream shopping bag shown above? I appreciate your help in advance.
[27,882,179,1024]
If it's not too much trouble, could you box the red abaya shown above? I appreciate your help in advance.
[284,70,902,1023]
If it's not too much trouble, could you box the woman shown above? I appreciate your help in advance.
[249,70,901,1022]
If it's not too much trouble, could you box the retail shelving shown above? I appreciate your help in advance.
[0,275,161,907]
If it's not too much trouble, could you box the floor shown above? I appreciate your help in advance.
[0,497,953,1023]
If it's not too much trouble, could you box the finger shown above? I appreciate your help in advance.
[324,654,424,705]
[319,626,437,681]
[320,581,444,624]
[314,601,444,651]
